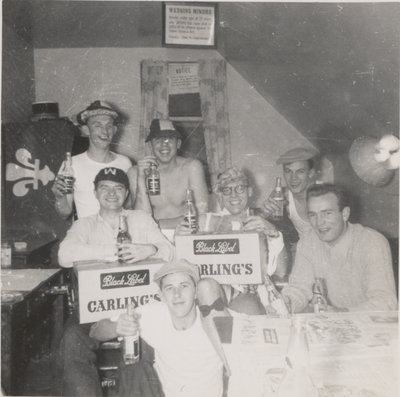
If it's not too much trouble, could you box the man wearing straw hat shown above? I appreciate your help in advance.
[52,100,131,219]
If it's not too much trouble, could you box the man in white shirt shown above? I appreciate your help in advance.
[52,100,131,219]
[91,259,229,397]
[281,183,397,312]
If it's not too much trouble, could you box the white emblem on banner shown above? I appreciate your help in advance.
[5,148,55,197]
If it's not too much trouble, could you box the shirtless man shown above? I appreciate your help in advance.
[128,119,209,235]
[263,147,319,237]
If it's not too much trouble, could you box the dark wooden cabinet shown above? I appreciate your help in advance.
[1,269,68,396]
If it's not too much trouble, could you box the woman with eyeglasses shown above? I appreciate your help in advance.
[176,167,289,316]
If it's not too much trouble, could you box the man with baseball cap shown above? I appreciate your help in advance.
[86,259,230,397]
[263,147,320,237]
[58,167,173,267]
[52,100,131,219]
[128,118,209,239]
[57,167,173,396]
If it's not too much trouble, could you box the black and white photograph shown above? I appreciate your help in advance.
[1,1,399,396]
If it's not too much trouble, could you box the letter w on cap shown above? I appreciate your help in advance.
[104,168,116,175]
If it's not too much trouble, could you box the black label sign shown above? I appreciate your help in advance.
[100,270,149,289]
[193,239,240,255]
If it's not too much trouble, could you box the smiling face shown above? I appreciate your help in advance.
[150,136,181,164]
[86,114,117,149]
[161,272,197,323]
[307,192,350,245]
[283,160,315,195]
[219,182,250,215]
[95,180,128,211]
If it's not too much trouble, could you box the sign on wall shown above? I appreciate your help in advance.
[175,232,262,285]
[163,2,217,48]
[74,260,165,324]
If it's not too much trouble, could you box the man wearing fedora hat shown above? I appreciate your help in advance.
[128,118,209,240]
[52,100,131,219]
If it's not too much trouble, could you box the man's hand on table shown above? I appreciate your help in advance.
[118,242,157,263]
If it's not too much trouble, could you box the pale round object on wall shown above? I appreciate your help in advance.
[379,134,399,152]
[349,136,394,187]
[387,151,400,170]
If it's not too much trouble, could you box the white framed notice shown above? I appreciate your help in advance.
[163,2,217,48]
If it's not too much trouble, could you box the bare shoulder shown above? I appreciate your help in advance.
[177,156,203,171]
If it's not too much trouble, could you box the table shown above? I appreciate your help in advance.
[214,311,399,397]
[1,268,67,395]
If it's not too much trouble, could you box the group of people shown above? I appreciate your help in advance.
[54,100,397,397]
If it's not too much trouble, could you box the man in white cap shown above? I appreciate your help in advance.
[52,100,132,219]
[263,147,319,237]
[90,259,230,397]
[128,118,209,240]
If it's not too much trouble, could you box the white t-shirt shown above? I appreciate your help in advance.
[72,151,131,218]
[137,302,224,397]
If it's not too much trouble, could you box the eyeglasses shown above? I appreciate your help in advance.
[221,185,248,196]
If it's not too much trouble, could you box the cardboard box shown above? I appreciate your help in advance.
[175,232,262,284]
[74,259,165,324]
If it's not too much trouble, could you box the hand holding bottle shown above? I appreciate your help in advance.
[52,152,75,197]
[118,242,157,263]
[116,306,141,336]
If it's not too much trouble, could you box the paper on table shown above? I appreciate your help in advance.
[305,311,398,358]
[225,316,291,397]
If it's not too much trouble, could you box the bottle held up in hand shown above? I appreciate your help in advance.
[117,215,131,263]
[184,189,198,233]
[146,163,160,195]
[59,152,74,194]
[311,277,328,313]
[122,304,140,365]
[269,177,284,221]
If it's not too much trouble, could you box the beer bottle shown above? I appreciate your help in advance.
[60,152,74,194]
[184,189,198,233]
[146,163,160,195]
[258,274,289,317]
[117,215,131,263]
[310,277,328,313]
[270,177,284,221]
[122,304,140,365]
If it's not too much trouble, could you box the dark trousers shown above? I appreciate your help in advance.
[57,312,164,397]
[57,313,102,396]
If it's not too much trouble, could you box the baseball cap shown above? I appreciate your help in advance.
[276,147,319,165]
[214,167,249,193]
[153,259,200,287]
[77,100,120,125]
[94,167,129,190]
[145,119,182,142]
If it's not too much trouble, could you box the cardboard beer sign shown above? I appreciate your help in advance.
[175,232,262,284]
[74,259,165,324]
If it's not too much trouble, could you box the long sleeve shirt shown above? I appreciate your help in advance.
[58,210,174,268]
[282,223,398,312]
